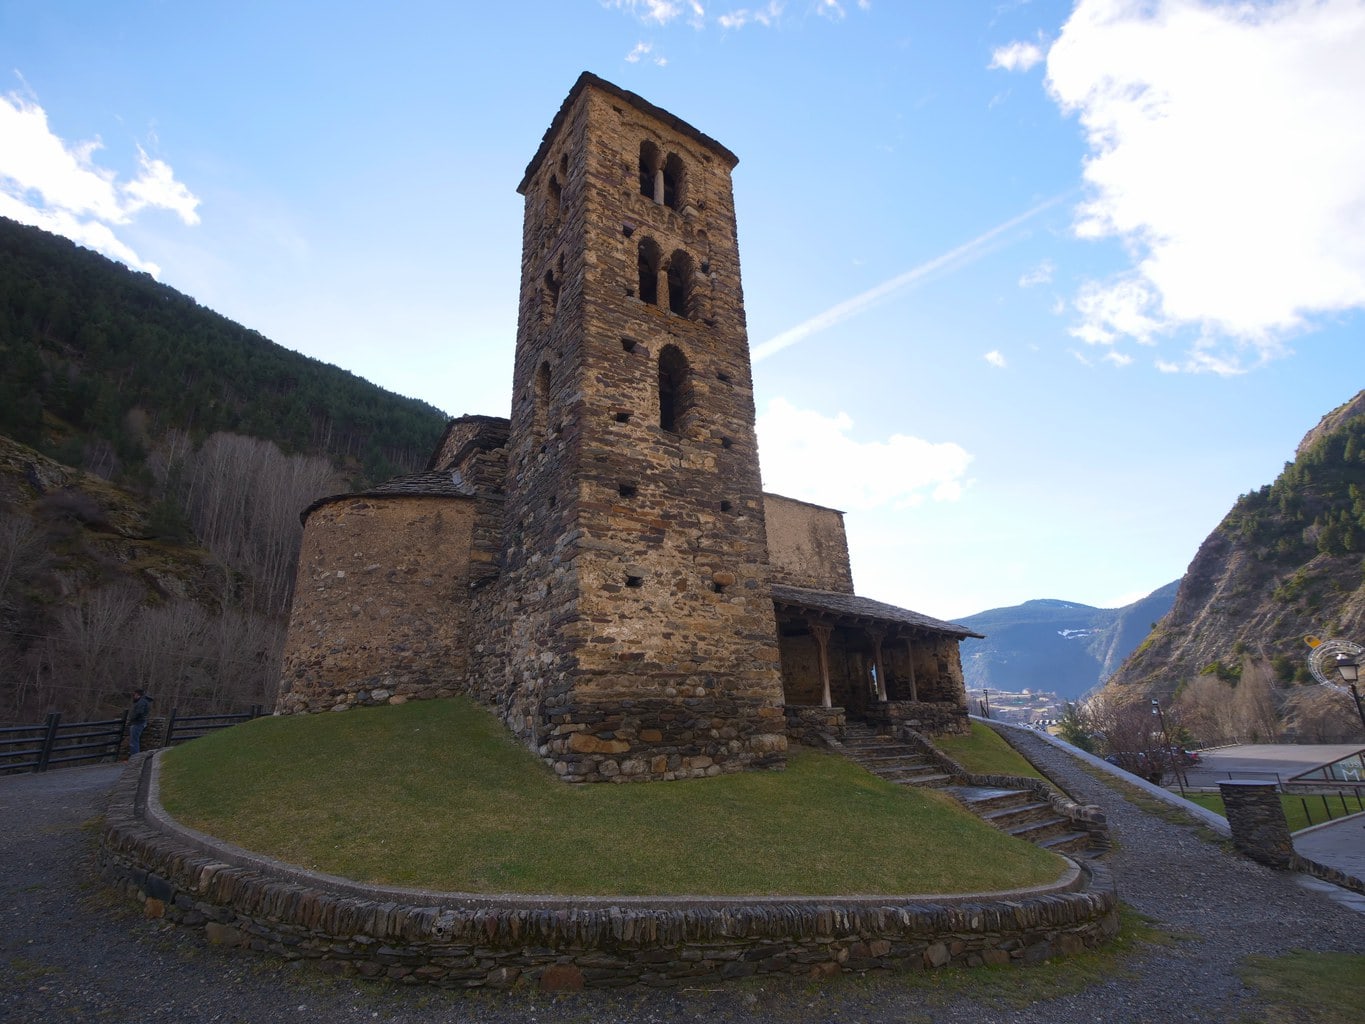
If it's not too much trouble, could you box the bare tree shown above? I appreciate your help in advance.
[1232,658,1282,743]
[0,511,47,603]
[183,433,336,616]
[1282,686,1362,743]
[38,585,141,718]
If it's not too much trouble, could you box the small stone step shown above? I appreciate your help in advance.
[1039,831,1092,855]
[980,800,1055,827]
[1006,816,1073,843]
[945,786,1035,813]
[891,772,953,787]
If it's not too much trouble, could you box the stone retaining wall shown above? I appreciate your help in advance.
[99,757,1119,990]
[867,700,970,736]
[784,705,847,746]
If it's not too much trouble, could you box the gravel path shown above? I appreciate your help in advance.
[2,744,1361,1024]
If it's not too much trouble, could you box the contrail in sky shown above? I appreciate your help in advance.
[751,194,1069,363]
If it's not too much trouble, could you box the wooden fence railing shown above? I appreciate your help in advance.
[163,706,267,746]
[0,712,128,774]
[1,704,269,774]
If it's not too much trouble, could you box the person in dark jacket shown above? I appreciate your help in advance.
[129,689,152,755]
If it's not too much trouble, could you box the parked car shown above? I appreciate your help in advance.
[1104,747,1197,782]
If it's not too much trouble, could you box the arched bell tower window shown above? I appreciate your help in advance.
[543,256,562,320]
[663,153,686,210]
[639,141,661,201]
[547,172,562,225]
[658,344,692,434]
[637,237,661,306]
[667,250,694,318]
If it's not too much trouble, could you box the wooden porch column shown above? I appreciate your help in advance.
[809,621,834,709]
[869,628,887,702]
[904,636,918,702]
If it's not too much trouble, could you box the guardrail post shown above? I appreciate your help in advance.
[36,712,61,773]
[114,711,129,760]
[164,708,179,747]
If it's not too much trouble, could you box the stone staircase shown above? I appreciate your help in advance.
[839,721,1092,857]
[942,784,1092,856]
[839,721,953,788]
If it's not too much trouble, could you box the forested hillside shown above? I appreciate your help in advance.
[0,218,455,727]
[1098,391,1365,745]
[0,217,448,486]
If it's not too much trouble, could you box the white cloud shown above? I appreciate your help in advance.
[605,0,685,24]
[718,2,784,29]
[990,40,1045,72]
[0,87,200,277]
[626,41,669,65]
[123,147,201,225]
[1019,259,1054,287]
[756,397,973,511]
[1047,0,1365,373]
[984,350,1007,368]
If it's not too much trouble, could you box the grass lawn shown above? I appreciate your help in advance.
[934,722,1046,781]
[1185,792,1364,833]
[1241,951,1365,1023]
[159,698,1063,897]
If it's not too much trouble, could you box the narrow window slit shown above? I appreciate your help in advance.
[625,575,644,589]
[615,411,632,424]
[720,437,733,449]
[720,500,732,512]
[618,482,637,499]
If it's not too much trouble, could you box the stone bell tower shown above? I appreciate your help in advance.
[473,73,788,782]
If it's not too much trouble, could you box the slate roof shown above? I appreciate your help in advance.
[300,470,475,524]
[770,584,984,639]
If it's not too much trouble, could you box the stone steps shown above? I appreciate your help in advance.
[836,728,1097,860]
[840,723,949,789]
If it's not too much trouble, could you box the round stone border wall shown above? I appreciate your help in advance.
[99,755,1119,990]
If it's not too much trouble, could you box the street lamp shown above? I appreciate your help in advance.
[1151,697,1187,797]
[1335,653,1365,730]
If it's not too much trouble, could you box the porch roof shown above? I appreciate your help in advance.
[770,585,984,640]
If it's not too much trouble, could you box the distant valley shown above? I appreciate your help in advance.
[957,584,1179,701]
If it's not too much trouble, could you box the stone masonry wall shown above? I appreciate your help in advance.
[101,757,1120,990]
[277,496,474,714]
[763,494,854,594]
[475,75,788,780]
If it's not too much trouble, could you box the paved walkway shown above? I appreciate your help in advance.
[1,748,1362,1024]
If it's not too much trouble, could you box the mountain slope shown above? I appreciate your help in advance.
[1106,391,1365,701]
[0,216,448,484]
[958,583,1178,700]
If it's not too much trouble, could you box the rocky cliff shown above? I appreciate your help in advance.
[1105,391,1365,702]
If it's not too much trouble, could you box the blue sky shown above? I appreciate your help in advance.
[3,0,1364,620]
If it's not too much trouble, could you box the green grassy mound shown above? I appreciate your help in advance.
[159,698,1064,897]
[934,722,1046,780]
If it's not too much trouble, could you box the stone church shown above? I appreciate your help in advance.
[276,73,980,782]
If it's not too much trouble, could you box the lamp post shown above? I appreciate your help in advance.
[1151,697,1187,797]
[982,688,991,719]
[1334,653,1365,731]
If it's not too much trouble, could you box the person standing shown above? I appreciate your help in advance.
[129,689,152,756]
